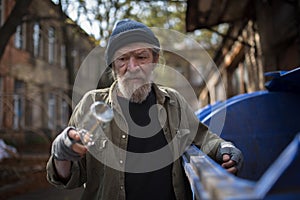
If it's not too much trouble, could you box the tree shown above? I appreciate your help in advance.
[55,0,224,57]
[0,0,33,61]
[0,0,225,62]
[56,0,188,46]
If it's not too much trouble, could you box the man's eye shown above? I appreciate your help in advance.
[117,57,126,61]
[138,55,148,59]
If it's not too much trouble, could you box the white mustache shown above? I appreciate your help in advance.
[122,71,146,81]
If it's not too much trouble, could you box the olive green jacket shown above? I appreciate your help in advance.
[46,82,224,200]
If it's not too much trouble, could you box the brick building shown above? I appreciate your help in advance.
[0,0,96,144]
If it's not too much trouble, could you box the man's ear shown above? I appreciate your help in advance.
[153,54,159,64]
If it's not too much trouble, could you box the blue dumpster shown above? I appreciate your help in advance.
[184,67,300,199]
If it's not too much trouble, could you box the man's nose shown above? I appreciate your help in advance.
[127,56,139,70]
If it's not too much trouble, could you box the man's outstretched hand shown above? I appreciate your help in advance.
[51,127,87,161]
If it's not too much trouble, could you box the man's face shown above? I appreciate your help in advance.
[113,43,159,103]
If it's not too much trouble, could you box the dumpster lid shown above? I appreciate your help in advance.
[265,67,300,93]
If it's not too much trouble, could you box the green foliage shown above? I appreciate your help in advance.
[56,0,186,44]
[54,0,225,55]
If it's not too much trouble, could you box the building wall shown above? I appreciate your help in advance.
[186,0,300,108]
[0,0,95,143]
[198,20,266,106]
[255,0,300,72]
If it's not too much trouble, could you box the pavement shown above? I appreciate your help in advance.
[7,186,84,200]
[0,151,84,200]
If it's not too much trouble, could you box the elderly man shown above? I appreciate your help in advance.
[46,19,243,200]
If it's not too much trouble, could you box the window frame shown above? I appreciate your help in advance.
[48,26,56,64]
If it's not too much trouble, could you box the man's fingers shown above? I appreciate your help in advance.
[222,160,238,174]
[68,129,81,141]
[72,143,87,155]
[68,129,87,155]
[222,159,236,168]
[222,154,231,162]
[226,166,238,174]
[221,156,238,175]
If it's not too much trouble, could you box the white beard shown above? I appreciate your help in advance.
[117,72,152,103]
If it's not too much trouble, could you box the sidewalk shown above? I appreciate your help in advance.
[0,152,85,200]
[0,144,85,200]
[7,185,84,200]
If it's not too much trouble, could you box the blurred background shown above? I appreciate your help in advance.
[0,0,299,199]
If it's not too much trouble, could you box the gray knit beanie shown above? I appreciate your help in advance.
[105,19,160,67]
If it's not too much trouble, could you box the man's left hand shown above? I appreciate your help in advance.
[216,142,244,175]
[221,154,238,174]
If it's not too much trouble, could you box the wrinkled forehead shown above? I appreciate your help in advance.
[113,42,154,58]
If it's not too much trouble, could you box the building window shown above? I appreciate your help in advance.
[61,99,69,126]
[33,22,41,57]
[48,93,56,129]
[15,25,23,49]
[48,27,55,64]
[40,26,44,58]
[13,80,25,130]
[71,49,78,67]
[61,45,66,68]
